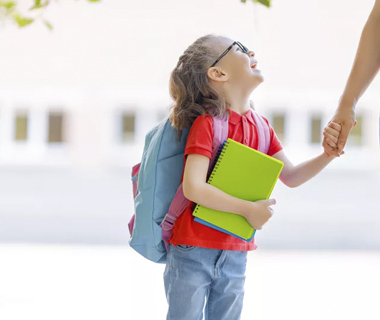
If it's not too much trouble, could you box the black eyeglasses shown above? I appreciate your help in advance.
[210,41,250,68]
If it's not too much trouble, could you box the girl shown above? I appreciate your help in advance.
[164,34,341,320]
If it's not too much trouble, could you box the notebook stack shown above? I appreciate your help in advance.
[193,138,284,241]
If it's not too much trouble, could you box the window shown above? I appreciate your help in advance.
[310,115,322,144]
[15,113,28,141]
[347,115,362,146]
[272,113,285,142]
[48,112,64,143]
[121,113,136,142]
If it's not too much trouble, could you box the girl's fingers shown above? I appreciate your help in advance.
[323,131,338,144]
[328,121,342,131]
[325,137,337,148]
[324,126,340,138]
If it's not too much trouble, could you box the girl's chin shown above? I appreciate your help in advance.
[252,73,264,83]
[248,77,264,91]
[257,73,264,80]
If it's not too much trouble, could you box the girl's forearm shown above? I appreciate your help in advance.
[283,153,334,188]
[340,7,380,107]
[185,182,250,217]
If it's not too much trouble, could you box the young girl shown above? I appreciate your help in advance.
[164,34,341,320]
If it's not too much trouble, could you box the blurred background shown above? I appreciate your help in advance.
[0,0,379,319]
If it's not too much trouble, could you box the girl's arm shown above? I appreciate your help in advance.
[183,154,276,230]
[272,151,334,188]
[273,118,342,188]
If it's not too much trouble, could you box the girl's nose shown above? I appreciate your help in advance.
[248,51,255,57]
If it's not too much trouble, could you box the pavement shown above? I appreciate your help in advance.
[0,244,379,320]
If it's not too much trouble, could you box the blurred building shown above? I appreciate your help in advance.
[0,0,379,170]
[0,0,379,247]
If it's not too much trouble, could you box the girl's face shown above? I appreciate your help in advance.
[211,38,263,91]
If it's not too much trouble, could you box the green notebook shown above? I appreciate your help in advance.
[193,138,284,241]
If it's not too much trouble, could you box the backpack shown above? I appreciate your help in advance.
[128,109,271,263]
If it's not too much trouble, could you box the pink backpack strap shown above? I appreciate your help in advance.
[250,109,271,154]
[210,113,229,167]
[161,113,229,249]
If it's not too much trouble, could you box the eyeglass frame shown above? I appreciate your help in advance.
[209,41,250,68]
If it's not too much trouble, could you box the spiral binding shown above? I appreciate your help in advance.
[193,140,229,215]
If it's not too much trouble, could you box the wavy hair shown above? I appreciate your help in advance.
[169,34,229,139]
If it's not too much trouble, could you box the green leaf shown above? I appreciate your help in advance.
[43,19,53,30]
[30,0,49,10]
[35,0,41,5]
[88,0,101,2]
[251,0,271,7]
[13,14,34,27]
[0,1,16,10]
[240,0,247,3]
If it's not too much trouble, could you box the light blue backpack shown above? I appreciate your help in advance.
[128,109,270,263]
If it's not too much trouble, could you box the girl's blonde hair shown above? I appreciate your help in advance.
[169,34,229,139]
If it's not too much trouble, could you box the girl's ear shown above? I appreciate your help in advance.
[207,67,228,83]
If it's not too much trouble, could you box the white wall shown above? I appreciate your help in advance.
[1,0,380,247]
[0,0,379,169]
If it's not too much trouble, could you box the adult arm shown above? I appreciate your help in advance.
[324,0,380,156]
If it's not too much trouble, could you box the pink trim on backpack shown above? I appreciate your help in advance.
[251,110,271,154]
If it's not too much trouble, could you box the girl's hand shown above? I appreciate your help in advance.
[243,199,276,230]
[323,122,345,156]
[323,105,356,157]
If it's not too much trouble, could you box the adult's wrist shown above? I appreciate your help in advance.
[338,95,357,111]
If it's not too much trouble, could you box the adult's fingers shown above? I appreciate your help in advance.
[337,123,352,153]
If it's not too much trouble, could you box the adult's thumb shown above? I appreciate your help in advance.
[337,125,350,153]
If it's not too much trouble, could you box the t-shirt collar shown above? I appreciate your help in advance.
[228,108,255,125]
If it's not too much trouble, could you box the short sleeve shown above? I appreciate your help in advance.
[262,116,283,156]
[184,115,213,159]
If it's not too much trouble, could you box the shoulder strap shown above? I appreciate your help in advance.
[250,109,271,154]
[161,113,229,248]
[210,112,229,170]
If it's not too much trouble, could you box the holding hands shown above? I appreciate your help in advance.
[323,121,345,156]
[322,106,356,157]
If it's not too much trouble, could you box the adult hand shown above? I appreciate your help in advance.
[322,101,356,157]
[323,122,345,156]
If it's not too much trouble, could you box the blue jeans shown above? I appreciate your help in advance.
[164,244,248,320]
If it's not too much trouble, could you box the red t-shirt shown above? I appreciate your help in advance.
[169,108,283,251]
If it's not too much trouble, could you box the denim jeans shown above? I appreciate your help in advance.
[164,244,248,320]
